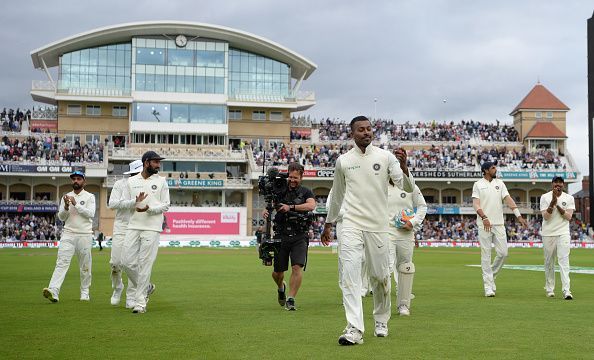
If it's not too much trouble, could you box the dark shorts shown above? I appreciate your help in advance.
[273,235,308,273]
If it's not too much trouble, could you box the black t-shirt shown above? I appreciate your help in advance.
[273,185,314,235]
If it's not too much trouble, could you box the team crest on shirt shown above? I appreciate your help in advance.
[151,185,157,190]
[562,202,566,206]
[373,163,381,171]
[495,186,500,190]
[400,193,406,198]
[80,201,85,205]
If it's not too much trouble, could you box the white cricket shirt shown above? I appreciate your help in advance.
[326,144,415,232]
[540,191,575,237]
[472,177,510,225]
[58,189,95,234]
[388,184,427,236]
[108,178,136,235]
[126,173,170,232]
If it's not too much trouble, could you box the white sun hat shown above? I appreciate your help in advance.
[123,159,143,175]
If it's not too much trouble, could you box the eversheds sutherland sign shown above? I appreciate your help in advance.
[410,170,483,178]
[0,164,84,174]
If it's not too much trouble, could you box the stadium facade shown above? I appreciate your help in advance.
[0,20,584,247]
[24,21,316,244]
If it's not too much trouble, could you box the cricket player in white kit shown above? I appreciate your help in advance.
[122,151,170,313]
[387,180,427,316]
[108,159,142,308]
[322,116,415,345]
[540,176,575,300]
[327,188,373,298]
[472,162,527,297]
[43,170,96,302]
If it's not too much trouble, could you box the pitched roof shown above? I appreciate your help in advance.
[510,84,570,115]
[524,122,567,138]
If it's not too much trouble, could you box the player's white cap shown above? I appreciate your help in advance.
[124,159,143,175]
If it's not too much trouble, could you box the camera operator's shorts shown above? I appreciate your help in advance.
[274,236,308,273]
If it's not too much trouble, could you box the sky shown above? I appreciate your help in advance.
[0,0,592,191]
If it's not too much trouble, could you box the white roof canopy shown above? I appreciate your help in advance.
[30,21,317,80]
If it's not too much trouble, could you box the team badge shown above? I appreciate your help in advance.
[151,185,157,190]
[495,186,500,190]
[373,163,381,171]
[80,201,85,205]
[562,202,566,206]
[400,193,406,198]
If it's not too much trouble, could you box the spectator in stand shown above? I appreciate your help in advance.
[0,213,59,241]
[252,141,565,172]
[0,135,103,164]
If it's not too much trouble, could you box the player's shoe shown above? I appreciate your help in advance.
[563,291,573,300]
[285,297,296,311]
[373,321,388,337]
[111,288,123,306]
[132,305,146,313]
[398,304,410,316]
[125,301,136,309]
[546,291,555,298]
[147,283,156,297]
[80,293,90,301]
[338,325,364,345]
[145,283,156,304]
[42,288,58,303]
[277,281,286,306]
[485,290,495,297]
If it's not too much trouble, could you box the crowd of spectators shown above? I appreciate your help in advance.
[315,119,519,143]
[0,135,104,164]
[170,200,244,207]
[1,108,30,133]
[0,214,60,241]
[252,141,564,172]
[290,130,311,141]
[307,214,589,243]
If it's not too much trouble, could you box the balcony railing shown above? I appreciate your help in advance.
[228,90,315,103]
[109,146,247,162]
[57,87,131,97]
[31,80,55,91]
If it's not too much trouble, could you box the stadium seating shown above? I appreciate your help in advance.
[0,213,60,241]
[0,134,104,165]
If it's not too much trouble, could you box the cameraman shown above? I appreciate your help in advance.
[263,162,315,311]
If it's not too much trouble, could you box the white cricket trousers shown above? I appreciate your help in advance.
[478,225,508,292]
[337,222,370,297]
[48,233,93,296]
[110,233,136,302]
[122,229,160,308]
[388,233,414,278]
[339,227,391,333]
[542,234,571,293]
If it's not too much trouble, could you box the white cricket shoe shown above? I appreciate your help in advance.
[485,290,495,297]
[563,291,573,300]
[132,305,146,313]
[42,288,58,303]
[111,288,123,306]
[338,325,364,345]
[398,305,410,316]
[80,293,90,301]
[146,283,156,304]
[125,301,136,309]
[373,321,388,337]
[546,291,555,298]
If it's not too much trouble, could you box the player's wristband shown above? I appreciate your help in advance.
[481,215,488,220]
[512,208,521,217]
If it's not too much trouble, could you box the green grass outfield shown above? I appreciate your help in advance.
[1,247,593,359]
